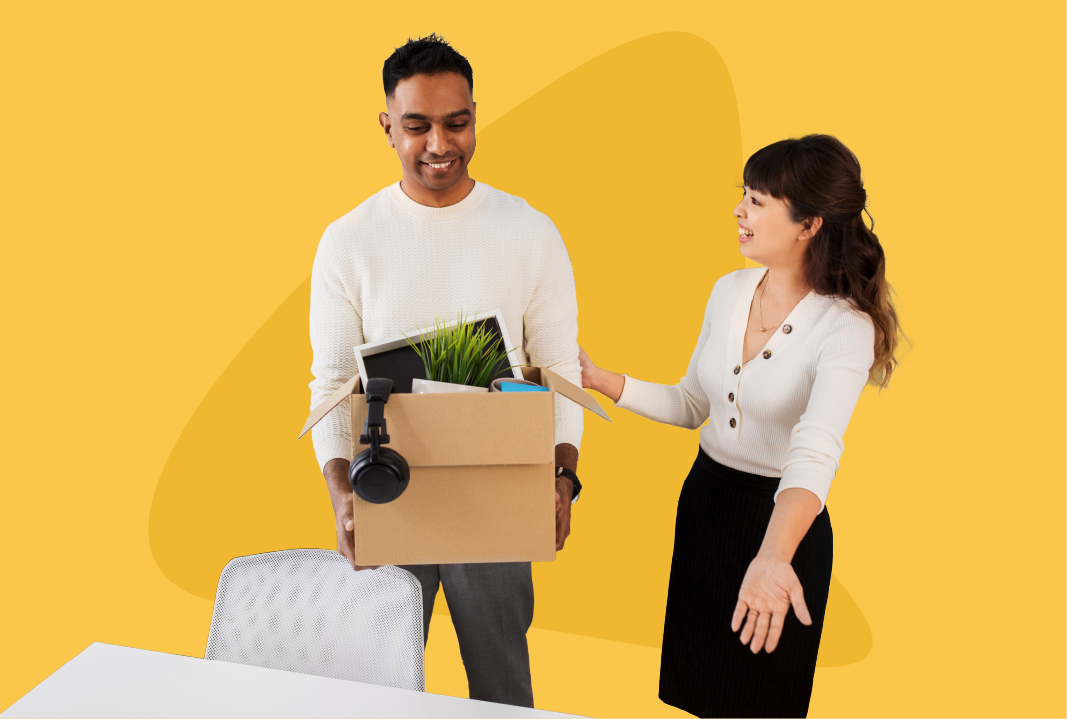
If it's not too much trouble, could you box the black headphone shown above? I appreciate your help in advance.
[349,378,410,504]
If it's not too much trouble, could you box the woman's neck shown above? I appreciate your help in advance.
[762,264,810,302]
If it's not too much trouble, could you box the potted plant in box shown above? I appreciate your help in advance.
[405,313,524,393]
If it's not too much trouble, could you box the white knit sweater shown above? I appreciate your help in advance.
[616,267,874,509]
[309,181,584,472]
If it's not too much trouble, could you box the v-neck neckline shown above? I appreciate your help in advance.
[734,268,813,368]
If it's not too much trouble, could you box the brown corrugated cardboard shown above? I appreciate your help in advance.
[300,366,609,565]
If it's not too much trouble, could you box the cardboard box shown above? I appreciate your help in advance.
[299,366,609,566]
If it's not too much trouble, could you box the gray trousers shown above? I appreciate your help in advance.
[399,562,534,708]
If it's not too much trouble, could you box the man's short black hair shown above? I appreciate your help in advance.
[383,34,474,98]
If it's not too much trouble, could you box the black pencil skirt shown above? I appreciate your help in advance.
[659,448,833,718]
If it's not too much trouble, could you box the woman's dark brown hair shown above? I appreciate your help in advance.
[744,134,901,387]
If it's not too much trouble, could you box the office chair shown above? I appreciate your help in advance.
[205,549,424,691]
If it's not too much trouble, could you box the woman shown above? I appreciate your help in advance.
[578,135,900,718]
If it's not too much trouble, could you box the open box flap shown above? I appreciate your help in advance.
[298,374,361,439]
[540,367,611,422]
[299,364,610,440]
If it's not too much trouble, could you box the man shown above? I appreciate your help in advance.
[308,35,583,708]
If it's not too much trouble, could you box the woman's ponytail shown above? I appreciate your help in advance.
[744,135,902,387]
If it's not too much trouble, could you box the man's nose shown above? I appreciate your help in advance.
[425,124,451,156]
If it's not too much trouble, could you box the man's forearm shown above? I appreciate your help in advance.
[555,443,578,473]
[324,457,351,510]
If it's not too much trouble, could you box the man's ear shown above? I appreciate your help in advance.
[799,216,823,242]
[379,111,395,149]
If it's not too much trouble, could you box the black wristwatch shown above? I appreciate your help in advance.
[555,467,582,504]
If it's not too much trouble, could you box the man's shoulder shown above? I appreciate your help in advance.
[478,183,557,231]
[327,184,397,237]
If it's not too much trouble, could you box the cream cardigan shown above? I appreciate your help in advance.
[615,267,875,509]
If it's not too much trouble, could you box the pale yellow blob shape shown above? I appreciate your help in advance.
[149,31,871,668]
[818,575,873,667]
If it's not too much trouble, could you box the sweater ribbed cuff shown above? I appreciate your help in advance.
[555,420,583,454]
[314,436,353,474]
[614,374,660,419]
[775,464,831,513]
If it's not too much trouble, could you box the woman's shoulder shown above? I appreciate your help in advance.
[827,295,875,329]
[710,266,763,298]
[814,295,876,359]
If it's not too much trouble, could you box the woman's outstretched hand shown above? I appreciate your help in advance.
[577,346,598,389]
[578,345,625,401]
[731,555,812,654]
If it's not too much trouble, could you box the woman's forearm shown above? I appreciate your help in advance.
[589,367,626,403]
[757,488,822,563]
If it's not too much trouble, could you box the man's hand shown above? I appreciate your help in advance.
[324,458,379,571]
[554,443,578,551]
[555,474,573,550]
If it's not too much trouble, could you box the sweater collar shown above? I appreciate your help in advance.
[388,180,489,222]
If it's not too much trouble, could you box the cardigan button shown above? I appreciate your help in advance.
[783,324,792,334]
[728,392,734,402]
[763,350,772,359]
[733,365,740,375]
[729,418,736,428]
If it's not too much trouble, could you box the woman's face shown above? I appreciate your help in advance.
[733,186,814,267]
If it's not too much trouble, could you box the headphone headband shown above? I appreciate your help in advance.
[351,378,409,504]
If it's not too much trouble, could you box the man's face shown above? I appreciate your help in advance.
[380,72,476,193]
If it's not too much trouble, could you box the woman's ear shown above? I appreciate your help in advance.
[798,216,823,242]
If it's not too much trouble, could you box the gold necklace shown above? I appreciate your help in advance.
[758,274,805,332]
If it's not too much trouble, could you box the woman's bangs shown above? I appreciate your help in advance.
[742,141,796,200]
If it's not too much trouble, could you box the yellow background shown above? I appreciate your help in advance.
[2,2,1064,717]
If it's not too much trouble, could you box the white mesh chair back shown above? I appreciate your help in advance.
[205,549,424,691]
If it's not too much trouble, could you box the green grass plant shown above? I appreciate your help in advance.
[404,312,523,388]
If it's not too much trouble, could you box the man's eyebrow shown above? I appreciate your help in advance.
[399,109,471,121]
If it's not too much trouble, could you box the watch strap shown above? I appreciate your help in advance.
[555,466,582,504]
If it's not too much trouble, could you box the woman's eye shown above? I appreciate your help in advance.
[751,198,760,206]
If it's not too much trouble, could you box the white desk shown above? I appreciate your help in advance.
[1,643,581,718]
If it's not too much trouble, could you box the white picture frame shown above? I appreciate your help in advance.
[352,309,525,393]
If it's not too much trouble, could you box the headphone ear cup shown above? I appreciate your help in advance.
[376,447,410,500]
[348,449,371,496]
[349,447,410,504]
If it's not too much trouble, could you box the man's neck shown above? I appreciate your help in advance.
[399,173,476,208]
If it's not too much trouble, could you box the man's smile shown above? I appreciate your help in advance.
[422,159,458,172]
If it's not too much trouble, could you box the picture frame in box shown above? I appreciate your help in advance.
[353,309,524,394]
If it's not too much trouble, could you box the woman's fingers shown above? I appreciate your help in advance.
[790,581,812,625]
[749,609,772,653]
[577,346,597,389]
[730,599,749,633]
[764,609,787,653]
[739,607,759,645]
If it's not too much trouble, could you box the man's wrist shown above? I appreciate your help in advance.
[555,475,574,501]
[555,467,581,503]
[324,458,352,505]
